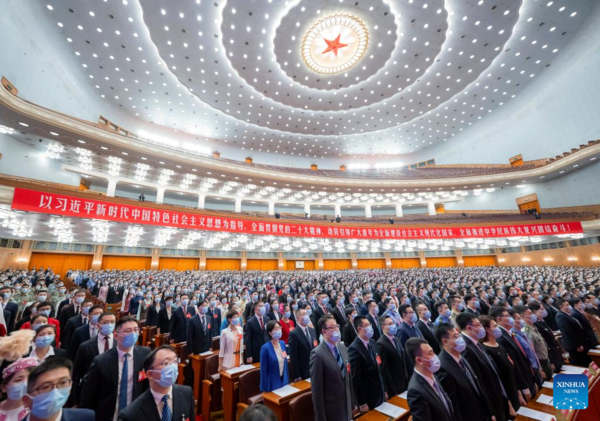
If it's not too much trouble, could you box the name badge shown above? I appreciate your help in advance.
[208,323,211,329]
[346,363,351,374]
[376,355,382,365]
[313,340,318,347]
[138,370,147,382]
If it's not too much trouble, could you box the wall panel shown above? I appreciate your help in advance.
[463,256,497,267]
[29,252,93,279]
[391,258,421,269]
[285,260,316,270]
[357,259,386,269]
[323,259,352,270]
[101,256,151,271]
[426,257,457,267]
[205,259,241,271]
[158,258,199,271]
[246,259,278,271]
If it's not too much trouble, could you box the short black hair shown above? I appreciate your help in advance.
[379,315,391,326]
[353,315,368,330]
[528,301,542,312]
[398,304,411,317]
[115,315,139,331]
[317,314,335,332]
[89,305,104,314]
[30,314,49,325]
[226,309,239,322]
[143,344,177,372]
[34,324,56,337]
[266,320,280,337]
[513,305,529,315]
[98,313,116,324]
[344,306,356,317]
[489,306,507,319]
[456,312,478,330]
[555,298,568,309]
[366,299,377,309]
[434,300,448,311]
[27,357,72,393]
[239,404,278,421]
[37,301,53,310]
[405,338,429,364]
[435,322,455,345]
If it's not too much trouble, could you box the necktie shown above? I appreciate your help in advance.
[161,395,172,421]
[118,353,129,411]
[304,327,311,346]
[259,317,264,331]
[432,379,451,414]
[201,315,205,330]
[334,346,345,378]
[458,358,479,395]
[75,306,79,315]
[389,336,397,349]
[367,343,377,363]
[83,317,88,325]
[104,336,109,353]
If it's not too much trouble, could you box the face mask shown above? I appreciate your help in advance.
[209,300,216,307]
[40,309,51,317]
[409,314,418,324]
[100,323,115,336]
[529,314,538,323]
[231,317,240,326]
[389,304,396,311]
[2,292,10,300]
[473,326,486,339]
[7,381,27,400]
[351,297,358,304]
[424,311,431,320]
[444,309,452,318]
[151,363,179,388]
[27,386,71,418]
[301,315,311,325]
[566,305,573,314]
[154,297,161,303]
[167,301,174,308]
[450,337,466,353]
[506,317,515,327]
[321,298,329,305]
[65,293,70,299]
[258,307,266,316]
[181,300,189,307]
[292,304,298,311]
[492,327,502,338]
[284,311,291,319]
[422,355,441,373]
[272,330,282,340]
[388,324,398,335]
[549,298,554,304]
[306,308,312,316]
[120,331,139,348]
[82,307,91,316]
[364,326,374,339]
[22,289,29,294]
[372,307,379,316]
[37,295,47,302]
[473,301,480,309]
[35,334,55,348]
[330,330,341,343]
[457,303,465,311]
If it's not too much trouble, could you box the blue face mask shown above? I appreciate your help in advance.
[231,317,241,326]
[151,363,179,388]
[301,315,311,326]
[272,330,282,340]
[7,381,27,400]
[258,307,266,316]
[100,323,115,336]
[388,324,398,335]
[28,386,71,418]
[306,308,313,316]
[201,306,209,314]
[284,311,291,318]
[120,331,139,348]
[35,334,55,348]
[424,311,432,320]
[444,309,452,318]
[91,314,100,324]
[364,326,374,339]
[409,314,418,324]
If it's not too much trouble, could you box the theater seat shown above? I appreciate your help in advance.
[212,336,220,351]
[289,391,314,421]
[201,354,223,420]
[236,368,263,414]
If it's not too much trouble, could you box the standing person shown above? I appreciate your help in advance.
[516,306,553,380]
[555,299,595,367]
[29,325,66,361]
[259,321,289,392]
[348,316,387,414]
[169,295,194,344]
[377,315,409,397]
[365,300,381,342]
[528,301,563,373]
[416,303,441,354]
[22,358,95,421]
[279,305,295,345]
[79,316,150,421]
[67,306,103,361]
[405,338,456,421]
[0,286,18,333]
[0,358,39,421]
[146,296,162,328]
[117,345,194,421]
[244,301,269,364]
[187,301,213,355]
[157,296,173,335]
[288,309,317,382]
[218,311,243,372]
[341,307,358,348]
[309,315,354,421]
[398,304,423,347]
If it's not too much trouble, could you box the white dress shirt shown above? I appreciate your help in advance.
[150,386,173,417]
[97,332,114,355]
[114,348,134,421]
[29,345,55,361]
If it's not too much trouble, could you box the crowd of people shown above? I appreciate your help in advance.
[0,265,598,420]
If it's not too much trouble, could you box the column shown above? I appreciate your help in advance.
[395,203,404,217]
[304,203,311,216]
[278,252,285,270]
[419,251,427,267]
[15,240,33,270]
[268,202,275,216]
[350,252,358,269]
[317,252,324,270]
[197,194,206,210]
[455,250,464,267]
[156,188,165,204]
[384,252,391,269]
[241,251,247,271]
[106,179,117,197]
[235,198,242,213]
[334,204,341,217]
[199,250,207,271]
[365,204,372,218]
[427,202,436,216]
[151,248,160,269]
[91,245,104,270]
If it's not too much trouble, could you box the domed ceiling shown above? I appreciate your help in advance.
[42,0,592,159]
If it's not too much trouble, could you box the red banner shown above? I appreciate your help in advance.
[11,188,583,240]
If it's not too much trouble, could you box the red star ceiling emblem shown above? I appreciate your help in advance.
[322,34,348,56]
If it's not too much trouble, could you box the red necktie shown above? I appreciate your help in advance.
[104,336,109,353]
[259,317,264,331]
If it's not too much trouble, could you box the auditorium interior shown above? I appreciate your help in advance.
[1,0,600,420]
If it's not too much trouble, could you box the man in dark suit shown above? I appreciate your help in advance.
[478,291,491,316]
[72,313,116,405]
[397,304,423,347]
[157,297,174,335]
[435,323,494,421]
[457,312,508,420]
[169,295,196,344]
[348,315,387,414]
[205,297,221,336]
[24,357,95,421]
[56,288,76,319]
[106,283,124,305]
[312,293,331,336]
[310,314,354,421]
[571,298,599,348]
[118,345,194,421]
[365,300,381,342]
[67,305,104,360]
[242,292,258,322]
[0,286,18,332]
[244,301,269,363]
[542,294,560,331]
[289,308,317,381]
[464,294,481,316]
[341,307,358,348]
[331,294,347,330]
[555,299,595,367]
[80,316,150,421]
[58,290,87,329]
[61,299,93,350]
[377,315,409,396]
[416,302,441,354]
[187,301,213,354]
[406,338,456,421]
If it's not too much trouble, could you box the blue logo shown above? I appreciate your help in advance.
[554,374,588,410]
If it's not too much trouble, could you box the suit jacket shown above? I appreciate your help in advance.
[206,306,221,334]
[377,334,409,396]
[331,306,347,330]
[288,325,317,380]
[260,340,290,392]
[57,298,70,318]
[67,323,92,360]
[366,314,382,342]
[145,304,162,327]
[556,311,594,365]
[407,371,456,421]
[310,341,354,421]
[244,315,269,363]
[478,300,491,316]
[61,314,86,350]
[187,313,214,354]
[543,302,559,331]
[80,345,150,421]
[58,303,80,330]
[72,335,116,405]
[2,301,17,332]
[24,408,95,421]
[465,307,480,316]
[398,322,422,347]
[341,321,357,348]
[313,304,331,336]
[117,384,195,421]
[572,310,599,348]
[497,327,534,392]
[348,337,386,410]
[437,350,492,421]
[417,319,441,354]
[157,307,172,334]
[169,306,192,343]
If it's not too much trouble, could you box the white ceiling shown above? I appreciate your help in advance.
[38,0,594,159]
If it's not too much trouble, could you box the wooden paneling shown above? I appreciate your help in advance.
[426,257,456,267]
[29,253,93,279]
[463,256,497,267]
[158,258,199,271]
[323,259,352,270]
[101,256,151,270]
[246,259,278,271]
[391,258,421,269]
[357,259,386,269]
[285,260,316,270]
[205,259,241,271]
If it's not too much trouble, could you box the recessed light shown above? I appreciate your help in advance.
[100,146,108,150]
[18,122,29,127]
[77,139,86,144]
[159,161,165,164]
[122,152,129,156]
[49,132,59,136]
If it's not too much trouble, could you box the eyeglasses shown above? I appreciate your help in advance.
[31,378,72,396]
[151,358,179,370]
[323,324,340,331]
